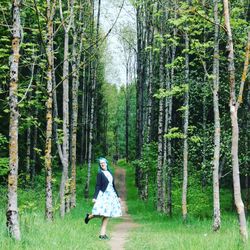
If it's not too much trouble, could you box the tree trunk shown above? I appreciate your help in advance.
[26,125,31,183]
[60,29,70,217]
[6,0,22,240]
[45,0,56,221]
[59,0,74,216]
[125,61,129,162]
[135,5,142,189]
[223,0,249,241]
[157,32,165,212]
[166,2,177,216]
[70,10,84,207]
[182,31,189,222]
[80,62,86,165]
[85,0,101,198]
[212,0,221,232]
[31,100,38,186]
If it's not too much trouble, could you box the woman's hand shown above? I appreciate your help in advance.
[92,199,96,203]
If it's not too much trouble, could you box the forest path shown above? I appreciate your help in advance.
[108,167,139,250]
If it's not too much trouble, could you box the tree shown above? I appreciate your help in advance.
[223,0,249,241]
[44,0,56,221]
[212,0,221,232]
[6,0,22,240]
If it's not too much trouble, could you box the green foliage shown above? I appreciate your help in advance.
[0,157,9,176]
[132,142,157,172]
[164,127,185,139]
[154,84,189,99]
[0,133,8,149]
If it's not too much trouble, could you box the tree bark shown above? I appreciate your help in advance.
[59,0,74,217]
[70,7,84,207]
[212,0,221,232]
[182,30,190,222]
[157,30,165,212]
[85,0,101,198]
[223,0,249,241]
[6,0,22,240]
[44,0,56,221]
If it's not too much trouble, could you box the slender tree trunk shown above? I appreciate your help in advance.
[80,62,86,165]
[26,125,31,182]
[6,0,22,240]
[45,0,56,221]
[223,0,249,241]
[163,67,169,214]
[142,1,154,201]
[202,86,207,190]
[135,5,143,189]
[50,36,65,168]
[31,101,38,186]
[212,0,221,231]
[166,1,177,216]
[60,29,70,216]
[182,31,190,222]
[70,10,84,207]
[125,61,129,162]
[157,31,165,212]
[59,0,74,216]
[85,0,101,198]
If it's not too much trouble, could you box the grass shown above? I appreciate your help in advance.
[0,164,118,250]
[1,161,250,250]
[123,163,250,250]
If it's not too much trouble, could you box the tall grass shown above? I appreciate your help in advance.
[123,162,250,250]
[0,164,117,250]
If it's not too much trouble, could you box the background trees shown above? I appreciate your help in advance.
[0,0,249,242]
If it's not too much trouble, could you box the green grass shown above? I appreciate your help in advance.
[0,164,118,250]
[1,161,250,250]
[123,163,250,250]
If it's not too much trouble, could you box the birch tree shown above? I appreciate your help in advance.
[6,0,22,240]
[85,0,101,198]
[59,0,74,216]
[45,0,56,221]
[212,0,221,231]
[182,30,190,222]
[223,0,249,241]
[70,1,84,208]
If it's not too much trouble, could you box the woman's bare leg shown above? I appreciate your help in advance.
[88,214,94,220]
[100,217,109,235]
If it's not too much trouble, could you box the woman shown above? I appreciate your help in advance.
[84,157,122,240]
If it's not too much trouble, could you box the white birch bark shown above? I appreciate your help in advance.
[223,0,249,241]
[6,0,22,240]
[157,33,165,212]
[212,0,221,231]
[70,6,84,207]
[182,30,189,222]
[85,0,101,198]
[45,0,56,221]
[59,0,74,217]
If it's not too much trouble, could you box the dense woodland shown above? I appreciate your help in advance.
[0,0,249,245]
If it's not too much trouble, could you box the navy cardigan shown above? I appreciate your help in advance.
[93,170,119,199]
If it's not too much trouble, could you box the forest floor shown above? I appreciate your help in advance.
[108,167,139,250]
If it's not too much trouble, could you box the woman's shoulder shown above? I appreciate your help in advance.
[97,171,103,177]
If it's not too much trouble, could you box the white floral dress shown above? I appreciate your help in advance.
[92,170,122,217]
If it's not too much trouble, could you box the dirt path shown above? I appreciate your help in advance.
[108,167,139,250]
